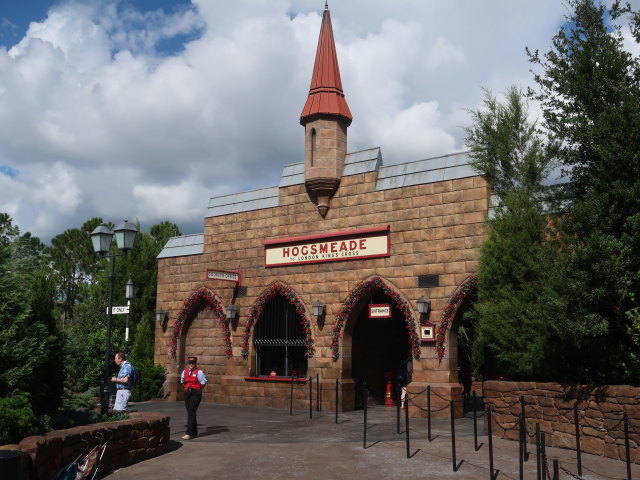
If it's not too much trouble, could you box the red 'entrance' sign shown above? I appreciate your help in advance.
[263,226,390,267]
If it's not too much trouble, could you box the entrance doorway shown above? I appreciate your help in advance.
[352,291,411,405]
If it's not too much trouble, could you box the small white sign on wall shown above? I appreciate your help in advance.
[369,304,391,318]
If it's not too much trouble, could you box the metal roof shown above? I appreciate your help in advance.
[208,148,477,218]
[205,186,279,218]
[375,151,477,191]
[157,233,204,259]
[279,147,382,188]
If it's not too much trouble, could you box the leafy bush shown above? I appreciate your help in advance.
[0,392,49,445]
[130,362,166,402]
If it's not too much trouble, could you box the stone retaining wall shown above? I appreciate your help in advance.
[483,381,639,464]
[0,412,169,480]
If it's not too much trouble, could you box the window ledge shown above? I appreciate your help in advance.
[244,376,307,384]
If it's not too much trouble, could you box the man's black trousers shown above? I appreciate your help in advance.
[184,388,202,436]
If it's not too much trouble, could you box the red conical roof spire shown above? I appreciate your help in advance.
[300,3,352,125]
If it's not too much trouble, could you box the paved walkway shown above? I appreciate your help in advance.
[103,401,638,480]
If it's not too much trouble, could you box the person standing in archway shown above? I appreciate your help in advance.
[180,356,207,440]
[396,354,413,409]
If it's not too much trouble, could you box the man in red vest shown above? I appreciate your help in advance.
[180,356,207,439]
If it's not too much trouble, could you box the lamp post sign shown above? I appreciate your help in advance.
[107,305,130,314]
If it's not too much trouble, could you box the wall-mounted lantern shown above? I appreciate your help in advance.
[226,304,239,322]
[156,308,167,323]
[312,300,325,318]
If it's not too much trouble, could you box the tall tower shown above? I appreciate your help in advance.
[300,3,352,218]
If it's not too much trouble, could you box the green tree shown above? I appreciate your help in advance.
[528,0,640,383]
[44,218,103,327]
[464,89,560,379]
[0,214,64,417]
[62,220,179,394]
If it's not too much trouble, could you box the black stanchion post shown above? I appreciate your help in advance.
[553,459,559,480]
[397,382,401,434]
[519,413,524,480]
[573,401,582,477]
[309,376,313,420]
[316,374,320,412]
[488,407,494,480]
[335,379,339,424]
[450,401,457,472]
[290,377,294,416]
[427,385,432,442]
[363,386,368,449]
[520,396,528,461]
[405,396,411,459]
[536,422,541,480]
[473,390,479,451]
[624,412,632,480]
[541,432,546,480]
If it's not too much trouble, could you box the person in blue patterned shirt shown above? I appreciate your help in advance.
[111,352,133,412]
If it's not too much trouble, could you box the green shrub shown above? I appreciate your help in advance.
[0,392,48,445]
[130,362,166,402]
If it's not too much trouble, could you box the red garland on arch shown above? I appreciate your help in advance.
[436,275,477,362]
[331,276,421,362]
[168,287,232,359]
[241,282,315,359]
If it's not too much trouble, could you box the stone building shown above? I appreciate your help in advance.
[155,4,489,416]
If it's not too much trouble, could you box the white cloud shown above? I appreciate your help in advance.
[0,0,610,242]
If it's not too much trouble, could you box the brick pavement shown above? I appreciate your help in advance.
[102,401,639,480]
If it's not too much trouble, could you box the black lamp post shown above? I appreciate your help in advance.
[91,220,138,415]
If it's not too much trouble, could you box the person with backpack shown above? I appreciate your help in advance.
[111,352,135,412]
[396,354,413,409]
[180,356,207,440]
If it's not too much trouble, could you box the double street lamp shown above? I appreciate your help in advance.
[91,220,138,415]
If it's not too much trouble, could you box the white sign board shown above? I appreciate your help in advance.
[263,226,390,267]
[369,304,391,318]
[205,269,240,283]
[107,306,130,315]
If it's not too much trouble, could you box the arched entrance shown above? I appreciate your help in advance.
[351,290,411,404]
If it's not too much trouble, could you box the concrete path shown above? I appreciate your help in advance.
[103,401,638,480]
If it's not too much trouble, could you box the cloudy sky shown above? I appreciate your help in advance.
[0,0,634,243]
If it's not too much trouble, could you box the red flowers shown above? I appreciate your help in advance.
[435,276,477,361]
[168,287,232,359]
[331,276,421,361]
[241,282,315,359]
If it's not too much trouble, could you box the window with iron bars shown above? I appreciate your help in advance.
[253,295,308,377]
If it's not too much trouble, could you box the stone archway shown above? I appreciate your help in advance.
[332,276,420,406]
[435,275,478,407]
[164,287,231,400]
[168,287,232,362]
[240,281,315,361]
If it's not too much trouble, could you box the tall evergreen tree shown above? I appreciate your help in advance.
[0,214,64,414]
[464,88,560,379]
[528,0,640,383]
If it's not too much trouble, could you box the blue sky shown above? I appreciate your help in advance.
[0,0,636,243]
[1,0,198,54]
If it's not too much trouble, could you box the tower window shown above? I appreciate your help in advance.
[310,128,317,167]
